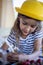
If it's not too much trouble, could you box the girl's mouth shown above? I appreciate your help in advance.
[22,30,29,35]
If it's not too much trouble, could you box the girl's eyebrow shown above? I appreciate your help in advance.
[22,20,37,26]
[22,20,28,24]
[21,17,38,26]
[23,19,35,24]
[22,19,29,25]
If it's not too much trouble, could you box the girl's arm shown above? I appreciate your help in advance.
[7,38,42,62]
[19,38,42,61]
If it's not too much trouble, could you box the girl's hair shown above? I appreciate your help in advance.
[12,13,42,41]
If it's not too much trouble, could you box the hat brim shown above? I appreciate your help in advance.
[15,7,43,21]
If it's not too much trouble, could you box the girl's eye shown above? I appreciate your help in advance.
[31,25,36,28]
[23,22,28,25]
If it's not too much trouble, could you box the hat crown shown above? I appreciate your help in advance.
[15,0,43,20]
[21,0,43,12]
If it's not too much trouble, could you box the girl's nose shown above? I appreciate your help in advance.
[26,26,30,31]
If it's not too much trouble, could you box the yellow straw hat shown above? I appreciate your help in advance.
[15,0,43,21]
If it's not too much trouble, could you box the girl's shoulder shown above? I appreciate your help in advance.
[34,30,43,36]
[33,30,43,39]
[10,29,16,35]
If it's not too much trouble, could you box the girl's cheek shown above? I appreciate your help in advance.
[20,25,25,30]
[30,28,35,33]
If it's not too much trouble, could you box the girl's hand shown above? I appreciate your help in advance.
[7,52,19,63]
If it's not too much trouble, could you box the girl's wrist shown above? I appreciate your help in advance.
[19,54,24,61]
[18,54,27,61]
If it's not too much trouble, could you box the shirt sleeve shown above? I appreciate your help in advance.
[7,29,16,44]
[34,30,43,40]
[34,30,43,59]
[5,29,16,52]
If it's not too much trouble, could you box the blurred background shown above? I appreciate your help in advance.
[0,0,25,37]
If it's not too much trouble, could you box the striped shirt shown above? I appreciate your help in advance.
[6,29,43,55]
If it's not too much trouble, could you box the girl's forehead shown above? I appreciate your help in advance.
[21,16,38,25]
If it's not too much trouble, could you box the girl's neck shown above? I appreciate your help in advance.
[21,34,28,39]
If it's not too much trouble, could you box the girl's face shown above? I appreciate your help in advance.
[19,15,37,37]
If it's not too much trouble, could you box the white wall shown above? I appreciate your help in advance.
[1,0,15,28]
[0,0,2,27]
[12,0,25,20]
[0,0,15,36]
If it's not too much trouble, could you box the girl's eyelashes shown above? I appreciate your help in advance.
[22,21,36,28]
[23,22,28,25]
[30,25,36,28]
[22,21,36,26]
[23,22,36,28]
[21,18,37,27]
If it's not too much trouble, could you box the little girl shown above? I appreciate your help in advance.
[1,0,43,64]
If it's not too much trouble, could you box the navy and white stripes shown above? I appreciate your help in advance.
[6,30,43,54]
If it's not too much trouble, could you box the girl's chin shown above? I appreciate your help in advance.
[22,33,29,37]
[21,31,30,38]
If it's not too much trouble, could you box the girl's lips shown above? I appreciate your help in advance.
[23,30,29,34]
[23,31,27,33]
[23,31,28,34]
[22,28,30,34]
